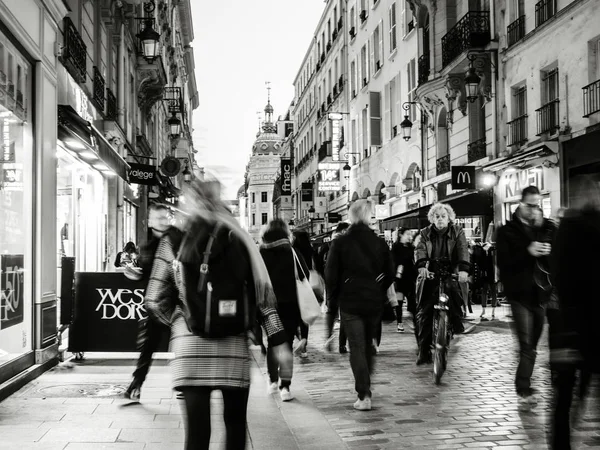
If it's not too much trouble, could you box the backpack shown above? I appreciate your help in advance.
[174,222,253,338]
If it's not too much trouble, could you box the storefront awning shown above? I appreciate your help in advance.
[57,104,93,147]
[90,124,130,181]
[483,142,558,172]
[380,208,428,231]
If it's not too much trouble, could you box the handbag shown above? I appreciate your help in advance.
[309,269,325,297]
[292,249,321,325]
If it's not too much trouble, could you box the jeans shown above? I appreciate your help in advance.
[341,310,381,400]
[132,318,169,383]
[510,300,545,396]
[182,386,249,450]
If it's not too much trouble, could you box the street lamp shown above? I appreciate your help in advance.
[400,102,418,141]
[168,112,181,139]
[342,162,351,179]
[308,205,315,219]
[182,163,192,183]
[137,20,160,62]
[464,66,481,103]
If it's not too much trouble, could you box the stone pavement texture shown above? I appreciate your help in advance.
[0,303,599,450]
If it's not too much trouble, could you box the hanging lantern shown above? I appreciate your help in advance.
[465,67,481,103]
[168,112,181,139]
[400,115,413,141]
[137,19,160,62]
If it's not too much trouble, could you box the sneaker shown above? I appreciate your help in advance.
[339,346,348,354]
[353,397,372,411]
[397,323,405,333]
[280,387,294,402]
[300,352,308,358]
[333,321,341,330]
[294,338,307,355]
[124,378,142,401]
[267,381,279,394]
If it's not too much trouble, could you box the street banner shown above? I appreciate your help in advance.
[301,182,313,201]
[0,254,24,330]
[451,166,476,190]
[69,272,169,352]
[280,159,292,195]
[128,163,158,185]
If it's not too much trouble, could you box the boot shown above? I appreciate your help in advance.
[416,348,432,365]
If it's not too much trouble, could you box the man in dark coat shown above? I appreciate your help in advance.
[325,200,394,411]
[496,185,557,411]
[414,203,470,365]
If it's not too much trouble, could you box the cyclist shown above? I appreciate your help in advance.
[414,203,470,365]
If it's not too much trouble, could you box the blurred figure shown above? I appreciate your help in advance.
[414,203,470,366]
[325,200,394,411]
[292,230,314,358]
[145,180,292,450]
[496,185,557,412]
[471,240,498,321]
[115,241,138,268]
[391,227,417,337]
[260,219,309,402]
[551,178,600,450]
[124,204,181,401]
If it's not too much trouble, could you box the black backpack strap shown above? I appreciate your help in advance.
[197,222,223,292]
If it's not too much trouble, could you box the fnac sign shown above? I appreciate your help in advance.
[128,163,157,185]
[451,166,476,190]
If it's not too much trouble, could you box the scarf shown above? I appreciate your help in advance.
[259,238,291,250]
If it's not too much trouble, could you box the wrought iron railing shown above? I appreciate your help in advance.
[326,41,332,51]
[436,154,450,176]
[338,76,344,91]
[507,16,526,47]
[63,17,87,83]
[350,26,356,39]
[467,138,486,163]
[583,79,600,117]
[360,10,368,23]
[333,86,338,97]
[536,99,559,135]
[338,17,343,30]
[418,52,430,85]
[327,94,332,105]
[441,11,490,67]
[535,0,556,28]
[106,88,117,121]
[507,115,528,146]
[92,66,105,112]
[320,53,325,63]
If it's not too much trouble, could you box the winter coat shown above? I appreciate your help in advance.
[496,211,557,300]
[391,241,417,296]
[553,208,600,373]
[414,224,470,272]
[325,223,395,316]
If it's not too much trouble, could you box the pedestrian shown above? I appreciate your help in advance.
[145,179,292,450]
[391,227,418,337]
[291,230,314,358]
[115,241,138,268]
[414,203,470,365]
[123,203,183,401]
[471,240,498,321]
[259,218,309,402]
[325,200,394,411]
[550,178,600,449]
[496,185,557,411]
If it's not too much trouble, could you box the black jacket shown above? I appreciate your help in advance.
[391,241,417,296]
[496,211,557,298]
[325,223,395,316]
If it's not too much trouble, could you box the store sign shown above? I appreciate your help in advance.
[69,272,169,352]
[128,163,157,185]
[280,159,291,194]
[0,255,24,330]
[317,163,341,191]
[375,204,390,220]
[301,182,313,201]
[503,166,545,199]
[451,166,476,190]
[331,118,341,161]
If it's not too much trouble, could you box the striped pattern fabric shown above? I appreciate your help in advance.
[145,234,286,390]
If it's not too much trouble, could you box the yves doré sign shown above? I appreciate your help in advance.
[128,163,157,185]
[503,166,545,199]
[0,255,24,330]
[69,272,169,352]
[280,159,292,195]
[317,163,341,191]
[451,166,476,190]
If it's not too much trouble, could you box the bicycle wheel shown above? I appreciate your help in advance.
[433,311,448,385]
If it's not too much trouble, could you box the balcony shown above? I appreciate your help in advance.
[106,89,117,121]
[92,66,105,112]
[536,99,559,135]
[316,62,321,72]
[350,27,356,39]
[362,77,368,88]
[318,141,332,162]
[418,52,430,85]
[536,0,556,28]
[332,30,338,41]
[338,76,344,91]
[507,16,526,47]
[375,60,381,72]
[63,17,87,84]
[320,53,325,63]
[441,11,491,68]
[507,115,528,146]
[467,138,486,163]
[333,85,338,97]
[436,154,450,176]
[583,79,600,117]
[327,94,333,105]
[327,41,332,51]
[360,10,368,23]
[338,17,343,30]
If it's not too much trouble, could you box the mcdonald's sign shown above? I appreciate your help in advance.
[451,166,476,190]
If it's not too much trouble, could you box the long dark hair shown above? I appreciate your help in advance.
[292,230,313,269]
[262,219,290,244]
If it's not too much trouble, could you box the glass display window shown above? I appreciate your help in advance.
[454,216,483,241]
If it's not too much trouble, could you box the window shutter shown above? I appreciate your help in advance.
[401,0,406,36]
[370,91,382,146]
[379,21,384,66]
[395,73,402,128]
[368,39,374,81]
[384,82,391,142]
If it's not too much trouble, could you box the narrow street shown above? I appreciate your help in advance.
[1,306,599,449]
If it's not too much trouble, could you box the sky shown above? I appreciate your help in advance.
[190,0,327,200]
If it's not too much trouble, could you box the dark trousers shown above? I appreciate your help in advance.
[298,322,309,341]
[133,318,168,383]
[416,279,463,355]
[476,281,498,308]
[341,310,381,400]
[267,316,298,388]
[182,386,250,450]
[339,319,347,349]
[510,300,545,396]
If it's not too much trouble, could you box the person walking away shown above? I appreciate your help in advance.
[391,227,418,337]
[291,230,314,358]
[471,241,499,321]
[496,185,557,412]
[260,219,309,402]
[414,203,470,365]
[124,204,181,401]
[145,180,292,450]
[325,200,394,411]
[550,179,600,449]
